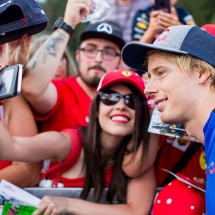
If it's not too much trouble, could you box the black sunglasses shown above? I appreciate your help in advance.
[99,91,135,110]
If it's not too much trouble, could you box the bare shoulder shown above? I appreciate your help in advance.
[122,133,160,178]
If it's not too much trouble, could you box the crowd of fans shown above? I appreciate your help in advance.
[0,0,214,214]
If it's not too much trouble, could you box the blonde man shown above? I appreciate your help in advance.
[122,24,215,215]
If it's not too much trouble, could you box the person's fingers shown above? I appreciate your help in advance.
[78,2,91,17]
[32,200,48,215]
[158,25,167,31]
[157,13,171,23]
[32,209,41,215]
[193,177,206,186]
[157,16,175,29]
[171,6,177,16]
[158,9,180,26]
[79,0,93,11]
[150,10,160,17]
[43,205,53,215]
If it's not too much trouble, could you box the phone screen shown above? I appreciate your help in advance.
[0,69,14,94]
[0,64,22,100]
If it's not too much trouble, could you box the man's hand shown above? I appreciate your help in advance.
[6,34,33,66]
[64,0,93,29]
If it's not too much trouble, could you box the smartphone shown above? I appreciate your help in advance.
[0,64,23,100]
[154,0,171,13]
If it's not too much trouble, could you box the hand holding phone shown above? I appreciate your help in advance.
[154,0,171,13]
[0,64,22,100]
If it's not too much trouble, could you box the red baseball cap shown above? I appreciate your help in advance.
[97,69,147,100]
[201,24,215,36]
[152,178,205,215]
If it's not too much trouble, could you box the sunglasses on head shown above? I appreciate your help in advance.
[99,90,135,110]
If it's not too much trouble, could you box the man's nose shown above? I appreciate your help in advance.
[94,50,103,63]
[144,78,158,98]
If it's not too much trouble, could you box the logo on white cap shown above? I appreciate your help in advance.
[155,28,171,42]
[97,23,113,34]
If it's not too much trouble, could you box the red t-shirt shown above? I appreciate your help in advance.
[155,135,206,187]
[35,76,92,132]
[41,128,113,187]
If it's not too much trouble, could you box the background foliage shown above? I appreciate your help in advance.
[38,0,215,61]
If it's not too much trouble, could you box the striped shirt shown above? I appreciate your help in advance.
[106,0,152,43]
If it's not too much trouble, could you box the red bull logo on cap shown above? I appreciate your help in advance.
[155,28,171,42]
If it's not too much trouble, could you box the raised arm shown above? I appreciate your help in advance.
[0,94,40,187]
[0,121,72,164]
[22,0,93,114]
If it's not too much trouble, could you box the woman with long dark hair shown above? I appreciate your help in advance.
[0,69,156,215]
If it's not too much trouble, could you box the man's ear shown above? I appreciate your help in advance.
[198,70,212,84]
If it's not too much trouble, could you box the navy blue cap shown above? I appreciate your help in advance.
[80,21,125,50]
[122,25,215,72]
[0,0,48,44]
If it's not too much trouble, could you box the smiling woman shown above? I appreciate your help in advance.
[0,69,155,215]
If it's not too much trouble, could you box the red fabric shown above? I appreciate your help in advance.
[97,70,147,100]
[147,96,154,111]
[0,160,12,170]
[40,128,82,181]
[155,136,206,187]
[201,24,215,36]
[57,166,113,188]
[41,128,113,187]
[34,76,92,132]
[152,179,205,215]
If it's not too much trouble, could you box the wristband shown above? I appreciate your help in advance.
[53,17,74,37]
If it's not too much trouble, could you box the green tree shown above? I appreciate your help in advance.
[176,0,215,26]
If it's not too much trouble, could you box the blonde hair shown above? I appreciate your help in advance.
[146,50,215,87]
[28,34,77,77]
